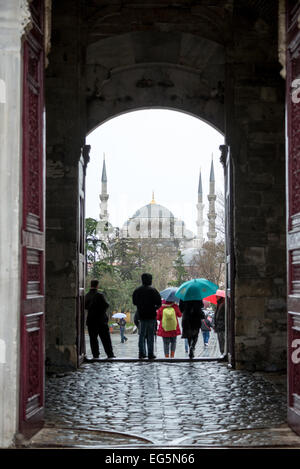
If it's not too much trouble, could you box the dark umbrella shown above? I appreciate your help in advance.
[160,287,179,303]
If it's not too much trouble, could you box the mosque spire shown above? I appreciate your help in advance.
[99,153,109,222]
[198,168,203,197]
[207,154,217,243]
[209,153,215,182]
[101,152,107,183]
[151,190,156,204]
[196,167,204,247]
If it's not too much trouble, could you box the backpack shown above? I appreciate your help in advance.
[162,306,177,332]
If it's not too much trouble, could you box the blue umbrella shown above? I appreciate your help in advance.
[175,278,218,301]
[160,287,179,303]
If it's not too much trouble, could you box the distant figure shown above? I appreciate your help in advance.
[179,299,205,359]
[200,315,213,347]
[157,301,182,358]
[132,273,162,359]
[214,296,225,355]
[118,314,128,343]
[84,279,115,359]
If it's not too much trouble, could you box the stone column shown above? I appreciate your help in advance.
[0,0,32,448]
[45,0,86,372]
[225,3,286,370]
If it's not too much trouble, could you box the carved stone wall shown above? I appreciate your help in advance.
[45,0,86,372]
[226,2,286,370]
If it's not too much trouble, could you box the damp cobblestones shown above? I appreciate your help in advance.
[27,332,300,448]
[42,360,292,446]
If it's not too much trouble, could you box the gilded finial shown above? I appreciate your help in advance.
[151,191,156,204]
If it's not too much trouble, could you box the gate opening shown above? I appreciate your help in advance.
[84,109,226,361]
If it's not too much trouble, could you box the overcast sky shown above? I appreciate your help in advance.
[85,109,224,236]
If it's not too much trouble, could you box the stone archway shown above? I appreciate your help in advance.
[45,0,286,374]
[85,32,225,134]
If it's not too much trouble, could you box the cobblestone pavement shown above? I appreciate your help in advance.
[89,324,222,360]
[26,331,300,449]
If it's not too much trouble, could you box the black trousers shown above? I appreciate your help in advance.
[188,334,199,351]
[87,322,114,358]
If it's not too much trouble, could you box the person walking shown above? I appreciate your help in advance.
[118,314,128,343]
[214,295,225,355]
[132,273,162,359]
[84,279,115,359]
[157,301,182,358]
[200,314,212,347]
[179,299,205,359]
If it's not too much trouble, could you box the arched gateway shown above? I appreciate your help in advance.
[0,0,299,446]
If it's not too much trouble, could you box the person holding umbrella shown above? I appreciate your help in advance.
[203,289,225,355]
[112,311,128,343]
[214,293,226,356]
[179,299,205,359]
[176,279,218,359]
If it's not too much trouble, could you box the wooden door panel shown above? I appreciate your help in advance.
[20,0,45,438]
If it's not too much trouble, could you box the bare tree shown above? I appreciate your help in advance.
[188,241,225,287]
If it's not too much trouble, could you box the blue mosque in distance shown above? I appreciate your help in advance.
[97,154,218,265]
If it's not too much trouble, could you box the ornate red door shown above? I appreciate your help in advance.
[20,0,45,438]
[286,0,300,436]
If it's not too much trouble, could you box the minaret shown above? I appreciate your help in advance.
[196,168,204,247]
[99,153,109,222]
[207,155,217,242]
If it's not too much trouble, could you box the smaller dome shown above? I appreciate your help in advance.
[181,247,199,266]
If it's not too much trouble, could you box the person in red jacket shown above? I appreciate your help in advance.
[156,301,182,358]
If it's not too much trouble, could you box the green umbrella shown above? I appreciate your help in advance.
[175,278,218,301]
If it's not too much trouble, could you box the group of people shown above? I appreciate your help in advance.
[84,274,225,360]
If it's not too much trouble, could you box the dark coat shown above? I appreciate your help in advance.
[179,300,205,339]
[85,288,109,326]
[214,299,225,332]
[132,276,162,320]
[201,317,212,332]
[134,310,140,328]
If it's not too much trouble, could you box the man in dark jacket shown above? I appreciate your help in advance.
[85,279,115,359]
[214,296,225,355]
[132,273,161,359]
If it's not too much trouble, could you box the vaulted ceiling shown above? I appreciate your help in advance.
[83,0,278,45]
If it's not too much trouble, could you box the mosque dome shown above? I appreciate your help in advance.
[131,203,175,220]
[121,195,193,240]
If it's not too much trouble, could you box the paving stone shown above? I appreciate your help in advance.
[25,333,300,448]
